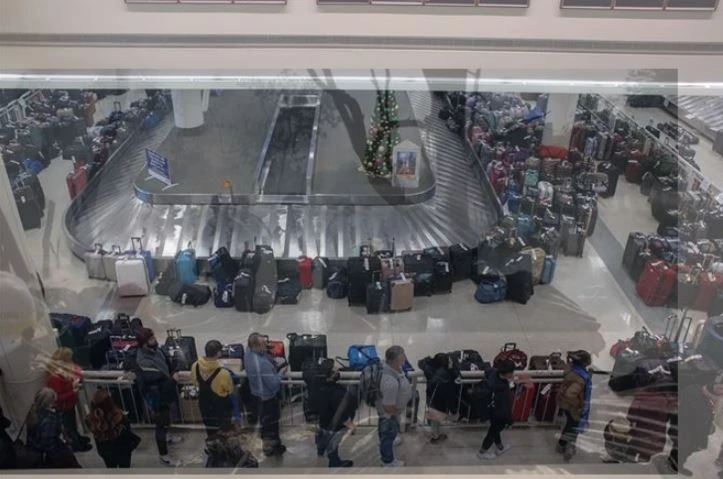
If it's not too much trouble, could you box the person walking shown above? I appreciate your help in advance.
[45,348,92,452]
[419,353,461,444]
[26,387,81,469]
[477,359,515,461]
[85,389,140,468]
[244,333,287,457]
[556,350,593,462]
[133,328,183,466]
[191,340,235,438]
[377,345,412,468]
[315,359,358,468]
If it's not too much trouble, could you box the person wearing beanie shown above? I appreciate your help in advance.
[477,359,515,461]
[556,350,593,462]
[134,328,182,467]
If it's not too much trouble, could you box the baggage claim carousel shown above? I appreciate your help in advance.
[64,91,500,260]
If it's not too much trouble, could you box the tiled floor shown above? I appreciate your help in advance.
[8,91,723,475]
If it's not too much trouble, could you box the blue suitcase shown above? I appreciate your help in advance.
[126,237,156,282]
[213,281,234,308]
[507,193,521,214]
[347,345,378,371]
[540,255,556,284]
[516,214,535,239]
[175,246,197,285]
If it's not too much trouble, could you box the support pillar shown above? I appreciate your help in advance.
[0,170,57,426]
[201,90,210,113]
[541,93,580,148]
[171,90,205,129]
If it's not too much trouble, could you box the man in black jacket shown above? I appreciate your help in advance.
[133,328,183,467]
[315,359,358,468]
[477,360,515,461]
[419,353,460,444]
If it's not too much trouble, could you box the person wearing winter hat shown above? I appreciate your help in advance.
[556,350,593,462]
[134,328,183,466]
[477,359,516,461]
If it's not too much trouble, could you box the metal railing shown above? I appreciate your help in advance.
[78,369,565,432]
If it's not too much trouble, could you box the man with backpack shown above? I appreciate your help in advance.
[191,340,235,438]
[477,359,515,461]
[375,346,412,467]
[314,359,359,468]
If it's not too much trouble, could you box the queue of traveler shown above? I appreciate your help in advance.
[1,335,720,472]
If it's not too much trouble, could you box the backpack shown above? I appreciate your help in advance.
[359,358,385,408]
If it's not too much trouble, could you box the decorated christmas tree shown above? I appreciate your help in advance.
[362,90,400,177]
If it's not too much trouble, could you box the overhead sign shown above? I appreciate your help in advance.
[145,149,172,186]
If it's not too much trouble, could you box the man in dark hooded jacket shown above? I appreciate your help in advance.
[477,359,515,461]
[419,353,460,444]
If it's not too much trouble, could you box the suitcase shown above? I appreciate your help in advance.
[693,272,723,312]
[83,243,107,280]
[252,245,277,314]
[597,162,620,198]
[494,342,529,370]
[433,261,453,294]
[474,276,507,304]
[523,168,539,188]
[449,243,475,282]
[422,246,449,264]
[402,252,434,278]
[87,321,112,370]
[326,269,349,299]
[540,158,560,182]
[287,333,328,371]
[346,345,378,371]
[413,273,434,297]
[529,352,565,422]
[640,172,654,196]
[537,181,554,205]
[221,343,245,360]
[49,313,92,347]
[126,237,156,282]
[275,277,301,305]
[116,256,150,297]
[66,166,88,199]
[516,214,535,239]
[347,256,377,306]
[233,270,254,312]
[540,255,556,284]
[102,245,123,282]
[576,202,598,238]
[623,233,647,277]
[175,246,197,285]
[14,185,43,230]
[624,161,642,184]
[707,289,723,317]
[312,257,329,289]
[564,227,586,258]
[213,282,235,308]
[520,247,545,285]
[154,260,177,296]
[163,329,198,371]
[389,275,413,312]
[169,283,212,307]
[697,317,723,368]
[14,172,45,210]
[636,260,675,307]
[502,256,534,305]
[511,373,535,423]
[297,256,313,289]
[381,257,404,281]
[209,246,238,285]
[626,391,673,462]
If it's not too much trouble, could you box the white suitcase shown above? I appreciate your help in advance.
[103,245,122,282]
[116,256,150,297]
[84,243,107,280]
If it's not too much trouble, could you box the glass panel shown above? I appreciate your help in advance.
[560,0,614,8]
[614,0,665,8]
[666,0,718,9]
[477,0,529,5]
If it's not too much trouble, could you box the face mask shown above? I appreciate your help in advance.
[509,381,515,389]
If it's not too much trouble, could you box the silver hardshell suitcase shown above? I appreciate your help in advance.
[103,245,123,282]
[84,243,107,280]
[116,256,150,297]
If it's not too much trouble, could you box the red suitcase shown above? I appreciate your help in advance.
[297,256,313,289]
[511,373,535,423]
[636,260,675,307]
[624,161,642,183]
[626,390,675,462]
[529,353,565,422]
[66,166,88,199]
[693,271,723,311]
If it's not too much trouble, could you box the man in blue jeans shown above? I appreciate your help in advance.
[376,345,412,467]
[244,332,287,457]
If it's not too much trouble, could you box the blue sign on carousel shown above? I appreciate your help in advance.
[145,149,172,186]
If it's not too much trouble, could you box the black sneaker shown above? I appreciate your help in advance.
[430,434,448,444]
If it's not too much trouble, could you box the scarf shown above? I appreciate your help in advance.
[572,364,592,433]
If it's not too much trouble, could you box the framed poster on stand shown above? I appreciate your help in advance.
[392,141,422,189]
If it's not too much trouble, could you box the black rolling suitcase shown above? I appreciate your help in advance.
[502,255,534,305]
[623,233,648,276]
[87,320,113,370]
[209,246,238,284]
[347,256,378,306]
[275,277,301,305]
[402,251,434,278]
[449,243,476,282]
[597,162,619,198]
[252,245,277,314]
[163,329,198,371]
[287,333,328,371]
[14,185,43,230]
[433,261,453,294]
[366,277,389,314]
[413,273,434,297]
[233,270,254,312]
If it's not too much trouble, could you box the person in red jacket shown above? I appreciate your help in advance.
[46,347,92,452]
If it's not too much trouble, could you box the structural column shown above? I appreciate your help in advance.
[541,93,580,148]
[171,90,205,129]
[0,171,57,426]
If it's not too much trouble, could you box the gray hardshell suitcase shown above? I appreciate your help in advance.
[103,245,123,282]
[252,245,277,314]
[312,256,329,290]
[84,243,107,280]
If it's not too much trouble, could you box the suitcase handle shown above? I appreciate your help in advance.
[166,329,182,339]
[113,101,122,112]
[111,245,122,255]
[131,237,144,251]
[94,243,104,253]
[502,342,517,351]
[286,332,298,343]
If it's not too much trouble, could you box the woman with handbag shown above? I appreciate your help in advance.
[85,389,140,468]
[46,347,92,452]
[26,388,81,469]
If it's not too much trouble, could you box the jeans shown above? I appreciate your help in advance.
[481,418,506,451]
[154,408,170,456]
[378,416,400,465]
[558,410,580,449]
[258,396,282,452]
[317,428,346,467]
